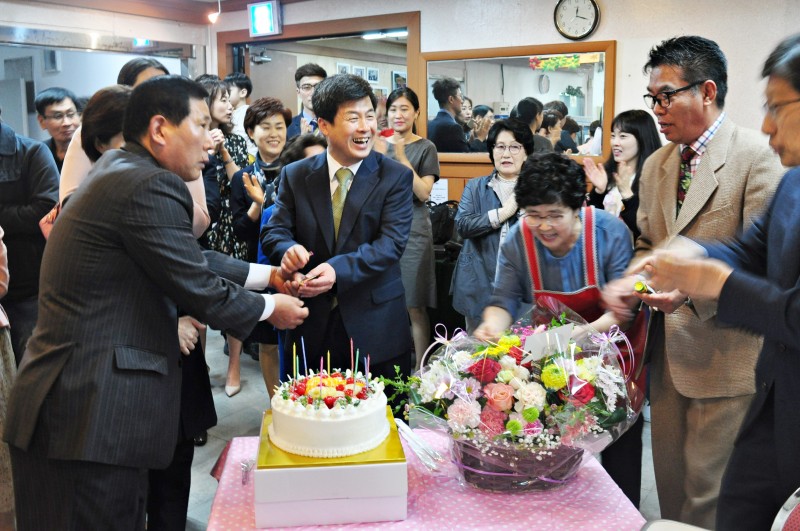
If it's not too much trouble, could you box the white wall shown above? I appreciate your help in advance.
[1,0,797,134]
[0,45,181,141]
[212,0,799,133]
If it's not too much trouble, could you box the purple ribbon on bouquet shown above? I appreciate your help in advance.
[420,324,469,367]
[589,325,633,381]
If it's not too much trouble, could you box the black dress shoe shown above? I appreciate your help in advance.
[193,431,208,446]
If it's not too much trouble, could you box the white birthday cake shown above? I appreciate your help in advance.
[268,370,390,458]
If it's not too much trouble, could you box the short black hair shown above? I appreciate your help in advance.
[224,72,253,97]
[562,117,581,134]
[539,110,563,133]
[762,33,800,93]
[123,75,208,143]
[589,120,601,136]
[431,77,461,107]
[116,57,169,86]
[515,153,586,210]
[81,85,132,162]
[280,133,327,167]
[486,118,535,165]
[510,97,544,128]
[294,63,327,85]
[34,87,78,116]
[472,105,494,118]
[244,97,292,134]
[644,36,728,109]
[311,74,376,124]
[544,100,568,118]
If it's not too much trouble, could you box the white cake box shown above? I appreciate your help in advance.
[254,408,407,528]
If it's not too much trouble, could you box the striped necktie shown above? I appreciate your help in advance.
[677,146,697,215]
[332,167,352,240]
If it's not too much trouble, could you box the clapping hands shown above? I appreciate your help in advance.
[242,172,265,205]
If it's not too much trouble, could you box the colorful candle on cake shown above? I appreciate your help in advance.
[301,336,308,376]
[327,350,331,375]
[293,343,297,380]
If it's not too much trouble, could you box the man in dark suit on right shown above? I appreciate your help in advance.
[263,73,414,381]
[427,77,486,153]
[3,75,308,530]
[631,33,800,531]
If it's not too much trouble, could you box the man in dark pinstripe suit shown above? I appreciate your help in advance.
[3,76,307,530]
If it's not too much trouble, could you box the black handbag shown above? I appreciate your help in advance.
[426,200,459,245]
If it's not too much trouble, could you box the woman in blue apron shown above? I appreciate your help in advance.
[474,152,647,507]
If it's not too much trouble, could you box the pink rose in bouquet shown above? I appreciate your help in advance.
[466,358,501,384]
[483,383,515,412]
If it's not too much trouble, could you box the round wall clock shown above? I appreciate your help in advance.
[554,0,600,41]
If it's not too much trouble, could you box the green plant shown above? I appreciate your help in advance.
[563,85,585,98]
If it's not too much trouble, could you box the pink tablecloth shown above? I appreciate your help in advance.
[208,433,646,530]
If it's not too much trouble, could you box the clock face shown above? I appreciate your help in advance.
[554,0,600,41]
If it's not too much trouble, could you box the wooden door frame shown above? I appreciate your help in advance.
[215,11,421,94]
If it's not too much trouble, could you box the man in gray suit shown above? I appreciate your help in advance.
[3,75,308,530]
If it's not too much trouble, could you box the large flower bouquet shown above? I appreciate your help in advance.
[391,297,642,492]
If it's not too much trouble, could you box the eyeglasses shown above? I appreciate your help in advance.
[43,111,78,122]
[643,81,703,110]
[522,213,569,228]
[493,143,524,155]
[763,97,800,119]
[298,83,320,93]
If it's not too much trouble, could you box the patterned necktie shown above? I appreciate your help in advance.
[332,167,353,240]
[677,146,697,215]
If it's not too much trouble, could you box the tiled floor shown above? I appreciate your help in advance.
[186,330,661,529]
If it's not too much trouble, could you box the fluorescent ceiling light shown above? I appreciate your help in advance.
[362,30,408,40]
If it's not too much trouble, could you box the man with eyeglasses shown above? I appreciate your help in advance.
[34,87,80,172]
[602,36,783,528]
[287,63,327,139]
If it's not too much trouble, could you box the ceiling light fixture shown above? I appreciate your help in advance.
[362,30,408,41]
[208,0,221,24]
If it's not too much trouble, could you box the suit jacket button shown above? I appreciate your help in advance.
[778,343,787,352]
[761,382,768,391]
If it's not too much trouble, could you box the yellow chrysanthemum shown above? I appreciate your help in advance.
[542,363,567,390]
[498,335,521,348]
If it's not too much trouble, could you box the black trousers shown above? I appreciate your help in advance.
[717,389,784,531]
[601,414,644,508]
[146,437,195,531]
[11,446,148,531]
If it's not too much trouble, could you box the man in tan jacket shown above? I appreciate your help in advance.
[603,36,784,528]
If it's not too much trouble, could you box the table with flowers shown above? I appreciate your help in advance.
[208,430,646,530]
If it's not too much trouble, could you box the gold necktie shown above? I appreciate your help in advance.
[332,167,352,240]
